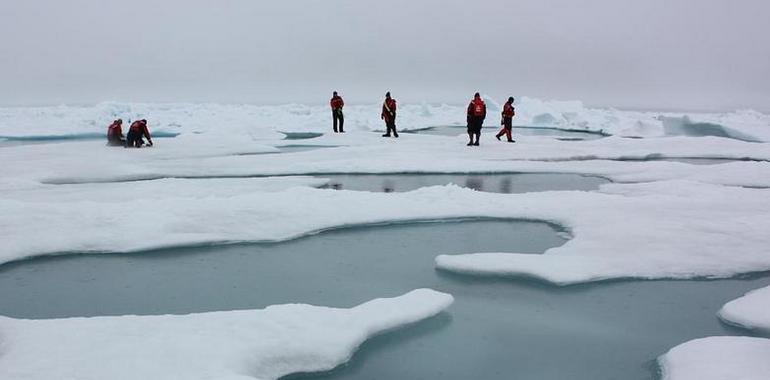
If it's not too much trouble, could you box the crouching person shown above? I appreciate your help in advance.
[126,119,153,148]
[106,119,126,146]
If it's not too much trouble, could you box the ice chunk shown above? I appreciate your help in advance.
[718,285,770,332]
[0,289,453,380]
[658,336,770,380]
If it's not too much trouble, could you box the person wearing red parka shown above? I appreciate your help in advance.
[126,119,153,148]
[106,119,125,147]
[496,97,516,142]
[330,91,345,133]
[466,92,486,146]
[381,92,398,138]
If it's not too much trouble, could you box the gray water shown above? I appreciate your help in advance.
[281,132,324,140]
[0,134,178,148]
[278,144,340,153]
[402,125,606,140]
[0,219,767,380]
[319,173,610,193]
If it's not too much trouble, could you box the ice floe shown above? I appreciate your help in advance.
[658,336,770,380]
[718,285,770,332]
[0,289,453,380]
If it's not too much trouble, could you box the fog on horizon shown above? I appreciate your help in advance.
[1,0,768,111]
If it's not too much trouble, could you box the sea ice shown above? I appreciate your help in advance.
[718,285,770,332]
[658,336,770,380]
[0,289,453,380]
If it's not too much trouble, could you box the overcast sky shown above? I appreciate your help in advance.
[1,0,768,110]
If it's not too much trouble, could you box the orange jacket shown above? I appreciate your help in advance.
[467,98,486,118]
[107,121,123,139]
[330,96,344,110]
[502,103,515,118]
[381,98,397,121]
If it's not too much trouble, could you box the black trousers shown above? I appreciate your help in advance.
[384,118,398,136]
[332,110,344,132]
[467,116,483,134]
[126,130,144,147]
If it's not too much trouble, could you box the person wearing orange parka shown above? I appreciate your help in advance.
[496,97,516,142]
[330,91,345,133]
[381,92,398,138]
[466,92,486,146]
[106,119,125,147]
[126,119,153,148]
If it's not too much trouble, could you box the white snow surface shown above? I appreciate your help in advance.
[0,288,453,380]
[658,336,770,380]
[1,99,770,285]
[718,285,770,332]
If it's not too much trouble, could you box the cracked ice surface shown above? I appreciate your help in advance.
[0,289,453,380]
[658,336,770,380]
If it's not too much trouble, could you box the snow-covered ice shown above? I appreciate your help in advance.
[2,98,770,379]
[658,336,770,380]
[718,285,770,332]
[1,98,768,141]
[1,100,769,284]
[0,288,453,380]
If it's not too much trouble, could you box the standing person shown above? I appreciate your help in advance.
[330,91,345,133]
[381,92,398,138]
[126,119,153,148]
[106,119,126,146]
[466,92,486,146]
[496,97,516,142]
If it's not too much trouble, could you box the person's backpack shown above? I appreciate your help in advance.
[473,102,485,117]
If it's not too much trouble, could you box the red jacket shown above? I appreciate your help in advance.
[330,96,344,110]
[381,98,397,122]
[502,103,515,118]
[467,98,486,119]
[107,122,123,139]
[129,121,152,139]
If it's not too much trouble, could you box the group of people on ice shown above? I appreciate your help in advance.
[330,92,516,145]
[106,119,154,148]
[106,92,515,147]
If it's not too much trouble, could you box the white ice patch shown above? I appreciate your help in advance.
[658,336,770,380]
[718,285,770,332]
[2,179,770,286]
[1,101,770,286]
[0,289,453,380]
[435,180,770,285]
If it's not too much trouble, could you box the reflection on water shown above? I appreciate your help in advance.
[464,176,484,191]
[321,173,610,194]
